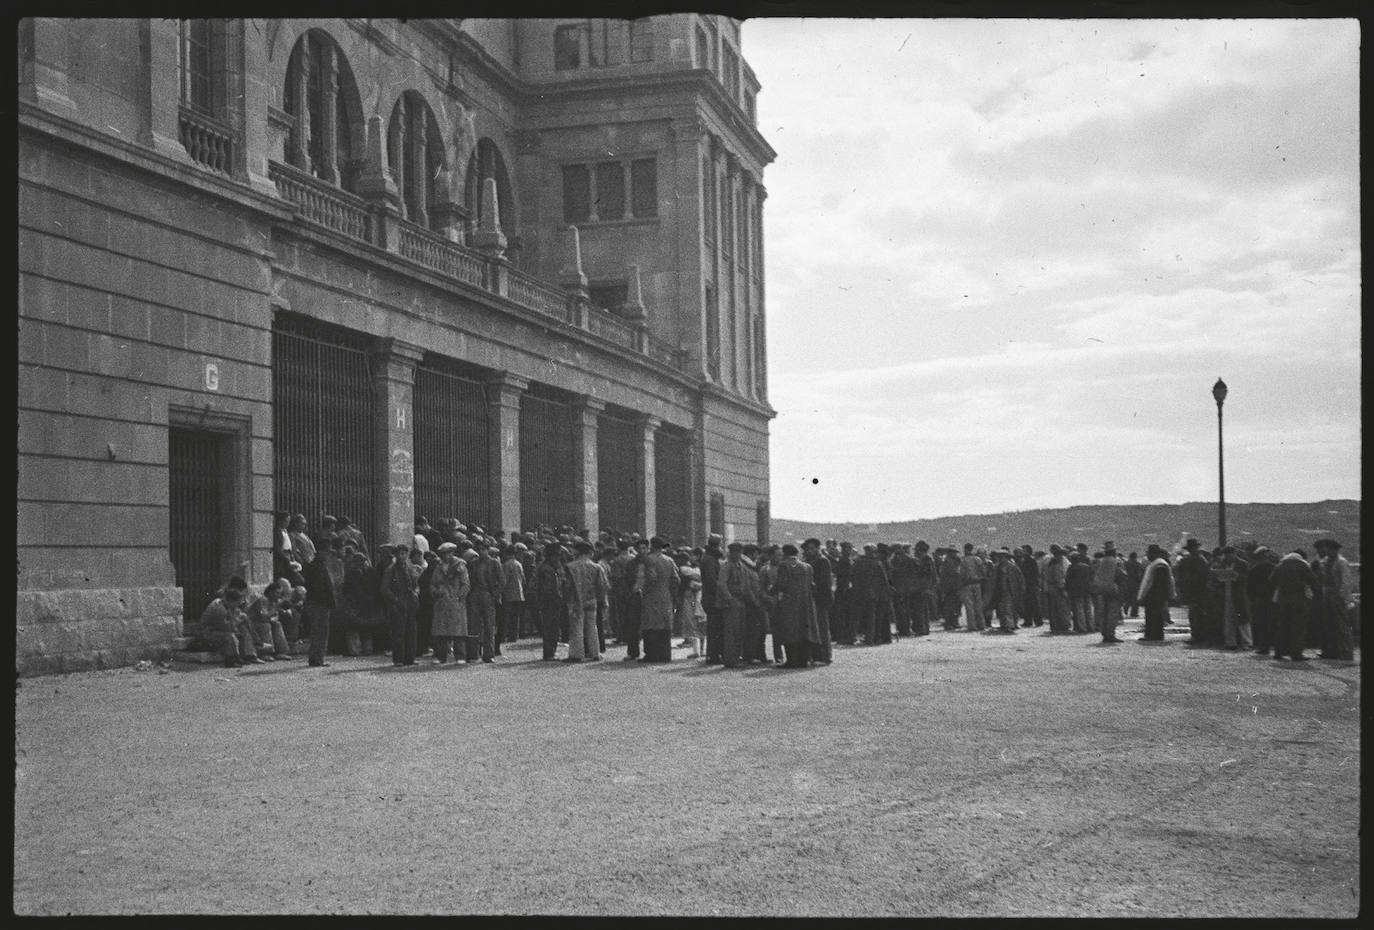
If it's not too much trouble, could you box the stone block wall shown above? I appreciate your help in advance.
[16,587,183,676]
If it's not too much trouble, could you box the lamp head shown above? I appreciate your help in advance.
[1212,377,1228,407]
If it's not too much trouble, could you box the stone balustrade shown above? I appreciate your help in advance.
[177,107,235,175]
[269,160,372,241]
[397,221,485,288]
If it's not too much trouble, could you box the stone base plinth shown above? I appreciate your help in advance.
[16,586,183,677]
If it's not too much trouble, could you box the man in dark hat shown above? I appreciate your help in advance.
[563,540,608,662]
[716,542,761,667]
[1015,545,1042,627]
[380,543,419,666]
[1044,544,1071,632]
[1137,545,1175,642]
[833,541,856,643]
[1271,548,1318,660]
[801,538,834,663]
[1091,542,1127,643]
[988,547,1024,634]
[1176,538,1212,645]
[909,540,937,637]
[634,537,680,662]
[700,533,725,663]
[1123,550,1144,619]
[302,544,338,667]
[608,537,637,648]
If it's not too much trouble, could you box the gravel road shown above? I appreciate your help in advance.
[13,614,1360,916]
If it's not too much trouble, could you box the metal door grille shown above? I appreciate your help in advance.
[272,314,376,547]
[169,427,228,624]
[654,427,691,545]
[597,410,640,536]
[519,392,577,531]
[414,358,491,527]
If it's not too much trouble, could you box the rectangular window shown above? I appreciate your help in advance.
[702,156,716,242]
[554,23,581,70]
[180,20,214,114]
[709,493,725,538]
[695,26,710,70]
[629,20,654,63]
[595,162,625,220]
[745,90,757,123]
[562,164,590,223]
[705,284,720,380]
[630,158,657,218]
[723,45,740,101]
[587,20,623,67]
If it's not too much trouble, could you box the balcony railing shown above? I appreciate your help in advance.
[178,107,235,175]
[398,222,485,288]
[269,161,372,241]
[506,268,570,324]
[587,309,638,351]
[268,160,697,376]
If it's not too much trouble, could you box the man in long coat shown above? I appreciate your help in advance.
[958,542,988,632]
[1176,538,1212,645]
[988,547,1025,633]
[937,548,962,629]
[634,537,680,662]
[888,543,918,638]
[802,537,833,664]
[533,543,569,661]
[429,543,471,664]
[831,542,855,644]
[699,535,725,663]
[1270,548,1318,661]
[716,543,760,668]
[850,544,890,645]
[770,544,822,667]
[380,543,420,665]
[467,546,502,662]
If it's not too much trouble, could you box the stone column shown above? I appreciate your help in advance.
[289,34,310,170]
[18,17,77,118]
[392,94,409,220]
[636,415,661,538]
[371,339,425,549]
[486,372,528,535]
[571,395,605,536]
[410,103,429,228]
[318,39,339,183]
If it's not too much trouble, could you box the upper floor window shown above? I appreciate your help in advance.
[744,89,757,123]
[554,23,581,70]
[629,20,654,63]
[179,20,218,116]
[722,44,741,102]
[562,156,658,224]
[587,19,624,67]
[695,26,711,71]
[283,29,364,193]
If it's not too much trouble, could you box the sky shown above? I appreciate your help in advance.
[741,18,1360,523]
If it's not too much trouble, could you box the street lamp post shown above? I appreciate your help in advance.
[1212,377,1228,547]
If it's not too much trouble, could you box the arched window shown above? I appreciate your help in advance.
[387,91,446,231]
[282,29,364,193]
[464,138,515,241]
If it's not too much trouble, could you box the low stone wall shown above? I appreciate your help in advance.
[16,587,183,677]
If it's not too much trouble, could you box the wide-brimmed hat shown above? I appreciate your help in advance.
[1182,538,1201,551]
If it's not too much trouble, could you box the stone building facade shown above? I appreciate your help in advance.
[17,17,775,675]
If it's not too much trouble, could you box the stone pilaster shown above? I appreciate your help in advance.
[636,415,662,538]
[141,19,185,162]
[486,372,528,534]
[370,339,425,549]
[19,18,77,118]
[571,395,606,535]
[289,34,310,170]
[318,39,339,184]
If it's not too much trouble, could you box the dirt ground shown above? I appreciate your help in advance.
[13,612,1361,917]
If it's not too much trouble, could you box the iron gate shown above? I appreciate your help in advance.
[272,312,376,548]
[169,427,229,624]
[519,391,578,531]
[414,355,491,527]
[597,409,640,536]
[654,426,691,545]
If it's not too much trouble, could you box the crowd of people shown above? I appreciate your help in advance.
[193,511,1359,670]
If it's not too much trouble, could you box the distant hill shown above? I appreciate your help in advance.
[771,500,1361,562]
